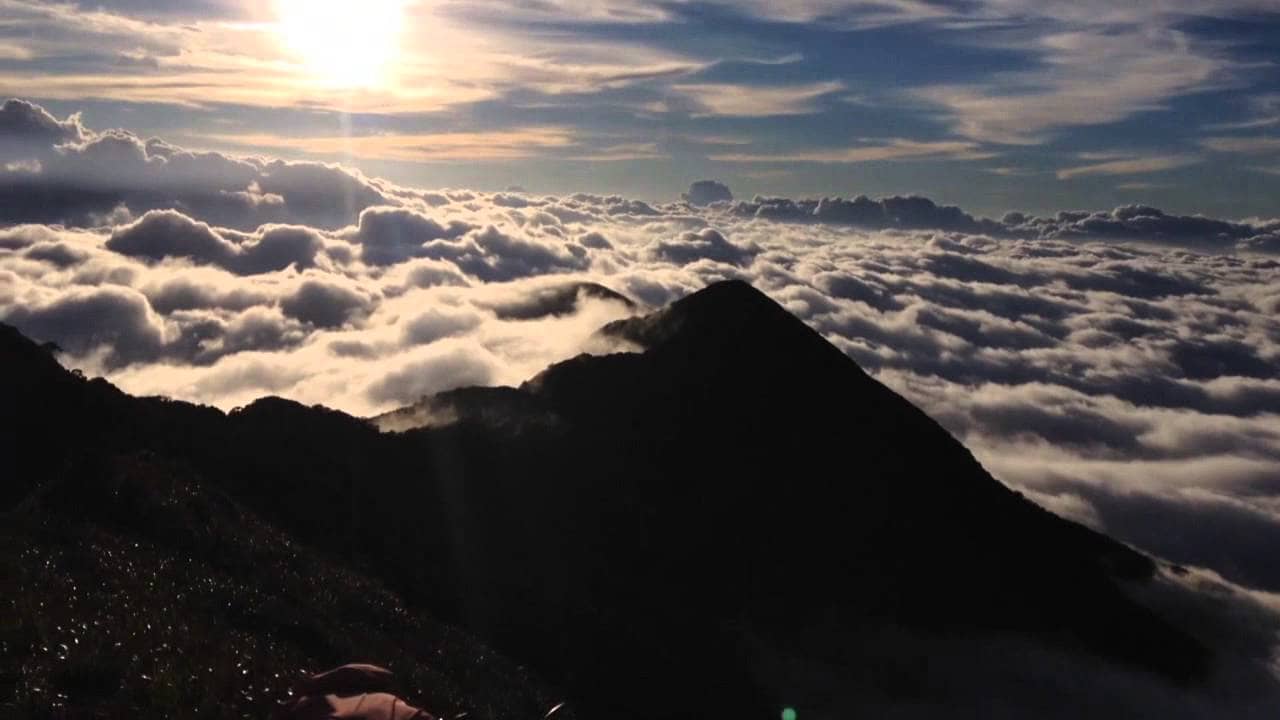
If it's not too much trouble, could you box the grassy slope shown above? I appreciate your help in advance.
[0,451,569,720]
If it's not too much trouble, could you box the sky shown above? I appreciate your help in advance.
[2,0,1279,217]
[2,0,1280,673]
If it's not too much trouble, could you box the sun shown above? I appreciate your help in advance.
[275,0,406,89]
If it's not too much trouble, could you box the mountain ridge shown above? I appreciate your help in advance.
[4,279,1268,719]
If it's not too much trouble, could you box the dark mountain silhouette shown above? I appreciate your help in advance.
[2,280,1266,718]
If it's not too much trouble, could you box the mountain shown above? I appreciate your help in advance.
[1,280,1271,718]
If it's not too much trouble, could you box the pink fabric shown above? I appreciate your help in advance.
[284,692,434,720]
[279,665,436,720]
[298,665,397,697]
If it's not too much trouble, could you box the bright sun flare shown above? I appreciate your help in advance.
[275,0,406,89]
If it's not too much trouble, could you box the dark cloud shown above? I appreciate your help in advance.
[652,228,758,266]
[734,194,1008,235]
[1016,205,1280,251]
[1,286,163,367]
[1169,338,1275,380]
[966,400,1149,453]
[578,231,613,249]
[66,0,233,18]
[920,252,1036,286]
[731,193,1280,253]
[143,276,270,314]
[106,209,239,267]
[5,100,1279,259]
[0,99,87,158]
[280,280,374,329]
[227,225,325,274]
[1038,481,1280,592]
[24,242,89,268]
[811,272,904,312]
[328,339,379,358]
[252,160,392,229]
[555,193,665,219]
[683,180,734,206]
[491,193,535,208]
[105,210,323,274]
[160,306,311,365]
[914,305,1056,350]
[421,226,589,281]
[1060,261,1213,298]
[0,100,397,230]
[217,307,310,356]
[351,206,473,266]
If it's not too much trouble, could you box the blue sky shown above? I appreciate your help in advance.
[4,0,1280,217]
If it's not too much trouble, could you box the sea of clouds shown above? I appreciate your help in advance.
[2,99,1279,606]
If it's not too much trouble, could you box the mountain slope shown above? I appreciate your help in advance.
[0,450,568,719]
[2,280,1270,718]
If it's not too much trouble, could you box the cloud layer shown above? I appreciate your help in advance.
[2,102,1279,607]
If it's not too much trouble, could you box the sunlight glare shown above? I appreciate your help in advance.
[275,0,406,89]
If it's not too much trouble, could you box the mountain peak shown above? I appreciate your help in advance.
[602,278,817,354]
[0,321,62,374]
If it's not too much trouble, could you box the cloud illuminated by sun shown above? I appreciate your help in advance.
[275,0,406,89]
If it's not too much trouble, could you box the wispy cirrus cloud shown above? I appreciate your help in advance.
[709,138,991,164]
[1117,182,1174,191]
[669,80,846,117]
[1206,94,1280,131]
[915,29,1227,145]
[1201,136,1280,154]
[1056,154,1200,180]
[725,0,958,27]
[0,0,706,113]
[204,128,579,163]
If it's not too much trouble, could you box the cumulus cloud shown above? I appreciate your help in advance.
[280,279,374,329]
[682,180,734,206]
[0,100,403,231]
[2,285,164,367]
[653,228,759,266]
[2,101,1279,624]
[733,194,1008,235]
[106,210,325,275]
[418,225,591,281]
[0,98,88,157]
[347,206,474,267]
[732,193,1280,252]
